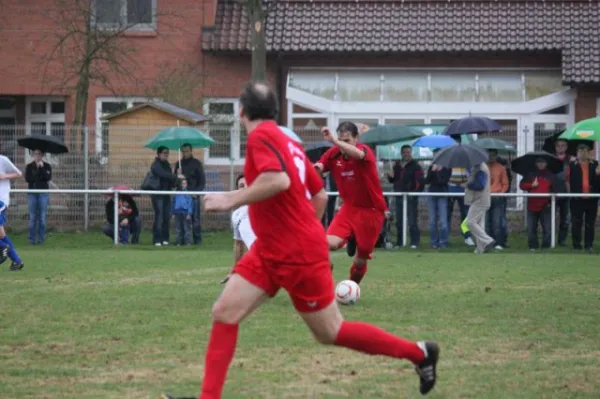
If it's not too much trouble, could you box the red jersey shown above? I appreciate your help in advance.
[244,121,329,264]
[319,144,387,211]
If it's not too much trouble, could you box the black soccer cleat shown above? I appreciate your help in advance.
[346,234,357,257]
[415,341,440,395]
[0,245,8,265]
[9,262,24,271]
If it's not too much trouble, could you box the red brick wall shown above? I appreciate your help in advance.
[0,0,213,124]
[575,86,600,121]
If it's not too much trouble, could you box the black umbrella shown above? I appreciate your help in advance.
[305,141,334,163]
[443,117,502,136]
[541,131,594,156]
[510,151,563,176]
[17,135,69,154]
[432,144,489,169]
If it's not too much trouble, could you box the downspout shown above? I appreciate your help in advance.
[276,53,284,125]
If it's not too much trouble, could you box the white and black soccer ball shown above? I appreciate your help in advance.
[335,280,360,306]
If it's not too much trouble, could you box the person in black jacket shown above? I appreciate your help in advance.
[174,143,206,245]
[386,145,424,247]
[425,160,451,248]
[102,195,141,244]
[149,146,179,246]
[24,149,51,245]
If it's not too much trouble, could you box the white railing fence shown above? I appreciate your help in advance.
[12,189,600,247]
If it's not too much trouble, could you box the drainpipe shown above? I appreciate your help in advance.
[276,53,284,125]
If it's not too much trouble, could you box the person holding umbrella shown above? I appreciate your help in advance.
[24,149,51,245]
[553,139,575,246]
[519,157,558,251]
[174,143,206,245]
[565,144,600,252]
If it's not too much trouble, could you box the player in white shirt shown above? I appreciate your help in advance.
[220,174,256,284]
[0,154,23,270]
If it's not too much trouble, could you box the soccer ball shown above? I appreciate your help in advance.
[335,280,360,305]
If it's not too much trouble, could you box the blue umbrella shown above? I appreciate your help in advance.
[443,117,502,136]
[279,126,302,143]
[412,135,457,150]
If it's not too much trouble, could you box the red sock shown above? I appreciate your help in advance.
[199,322,239,399]
[349,263,368,284]
[334,321,425,365]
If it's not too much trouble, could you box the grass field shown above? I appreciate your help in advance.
[1,232,600,399]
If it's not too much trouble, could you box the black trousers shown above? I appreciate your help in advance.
[570,198,598,249]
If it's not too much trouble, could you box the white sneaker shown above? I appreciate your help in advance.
[465,237,475,246]
[162,241,169,246]
[410,245,418,249]
[494,245,504,250]
[154,243,162,247]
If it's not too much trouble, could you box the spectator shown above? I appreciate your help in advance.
[486,150,509,250]
[553,139,574,246]
[149,147,179,246]
[464,162,495,253]
[519,157,557,251]
[565,144,600,252]
[425,160,451,249]
[447,166,475,246]
[497,155,513,247]
[24,149,51,245]
[174,143,205,245]
[386,145,424,248]
[103,195,141,244]
[172,178,194,246]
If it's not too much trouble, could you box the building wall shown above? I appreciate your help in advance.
[0,0,212,125]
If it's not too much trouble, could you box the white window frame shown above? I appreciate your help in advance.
[25,96,66,136]
[203,98,242,166]
[92,0,157,32]
[95,96,156,155]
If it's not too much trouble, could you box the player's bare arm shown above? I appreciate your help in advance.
[322,127,365,160]
[204,171,291,212]
[0,172,21,180]
[311,188,328,220]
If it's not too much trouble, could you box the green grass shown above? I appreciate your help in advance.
[1,233,599,398]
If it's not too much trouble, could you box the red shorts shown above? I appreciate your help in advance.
[232,248,335,313]
[327,205,385,259]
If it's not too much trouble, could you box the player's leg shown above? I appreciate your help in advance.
[200,252,276,399]
[348,210,384,284]
[0,210,23,270]
[289,263,439,395]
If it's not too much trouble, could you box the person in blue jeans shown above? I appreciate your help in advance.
[24,149,51,245]
[102,195,141,244]
[149,147,179,246]
[172,178,194,245]
[425,161,451,248]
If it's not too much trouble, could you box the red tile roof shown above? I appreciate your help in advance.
[202,0,600,83]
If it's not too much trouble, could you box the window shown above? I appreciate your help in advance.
[26,97,66,138]
[203,99,242,164]
[94,0,155,31]
[95,97,155,161]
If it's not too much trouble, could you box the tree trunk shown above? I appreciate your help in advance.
[71,67,90,152]
[248,0,267,82]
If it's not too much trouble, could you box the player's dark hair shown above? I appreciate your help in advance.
[401,144,412,151]
[336,121,359,138]
[239,82,278,121]
[235,174,245,188]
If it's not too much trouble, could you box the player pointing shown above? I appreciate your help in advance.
[162,82,439,399]
[314,122,387,285]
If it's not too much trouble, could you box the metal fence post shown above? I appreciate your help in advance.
[113,191,119,245]
[550,194,556,248]
[83,126,89,231]
[402,193,408,247]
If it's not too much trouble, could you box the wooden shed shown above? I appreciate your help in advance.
[101,101,209,188]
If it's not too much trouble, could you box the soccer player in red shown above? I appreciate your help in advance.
[182,82,439,399]
[314,122,388,285]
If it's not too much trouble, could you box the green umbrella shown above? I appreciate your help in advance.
[473,138,516,154]
[359,124,424,146]
[144,126,215,150]
[559,118,600,141]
